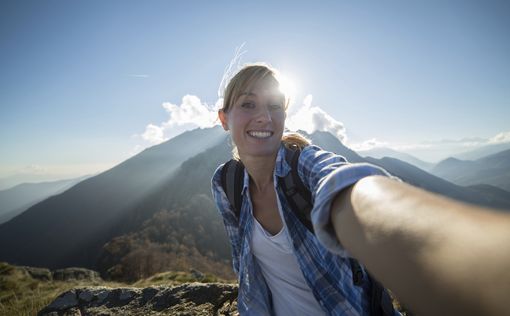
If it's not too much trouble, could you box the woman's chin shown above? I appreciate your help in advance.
[238,146,280,159]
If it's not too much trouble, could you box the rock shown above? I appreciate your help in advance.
[52,267,101,281]
[190,268,205,281]
[78,290,94,302]
[46,291,79,311]
[38,282,238,316]
[22,266,53,281]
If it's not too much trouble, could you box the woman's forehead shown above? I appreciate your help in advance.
[241,78,283,98]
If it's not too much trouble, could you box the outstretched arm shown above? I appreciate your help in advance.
[331,176,510,316]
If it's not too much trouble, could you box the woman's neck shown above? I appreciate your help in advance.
[240,153,277,194]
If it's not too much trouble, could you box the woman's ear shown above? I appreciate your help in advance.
[218,109,229,131]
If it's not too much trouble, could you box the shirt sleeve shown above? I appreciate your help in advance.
[211,164,241,275]
[297,145,393,255]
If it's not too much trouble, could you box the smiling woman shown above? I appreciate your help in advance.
[211,63,399,315]
[219,73,286,159]
[218,63,308,160]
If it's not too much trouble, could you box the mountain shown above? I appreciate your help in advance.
[302,131,510,209]
[0,127,226,271]
[357,147,434,171]
[0,176,88,224]
[97,139,235,281]
[431,149,510,191]
[364,157,510,210]
[0,127,508,283]
[304,130,365,163]
[465,184,510,208]
[453,142,510,161]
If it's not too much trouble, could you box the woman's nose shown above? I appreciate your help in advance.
[255,107,272,123]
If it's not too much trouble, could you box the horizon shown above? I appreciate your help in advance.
[1,0,509,187]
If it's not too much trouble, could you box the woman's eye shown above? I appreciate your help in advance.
[269,104,283,110]
[241,102,255,109]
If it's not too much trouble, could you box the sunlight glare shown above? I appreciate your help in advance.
[277,74,297,102]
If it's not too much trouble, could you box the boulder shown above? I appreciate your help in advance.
[38,282,238,316]
[22,266,53,281]
[52,267,101,281]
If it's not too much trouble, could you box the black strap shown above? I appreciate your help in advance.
[279,148,314,233]
[349,258,364,286]
[220,159,245,218]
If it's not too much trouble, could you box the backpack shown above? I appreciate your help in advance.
[220,147,396,316]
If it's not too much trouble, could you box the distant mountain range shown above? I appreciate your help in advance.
[0,127,508,281]
[0,176,88,224]
[357,147,434,171]
[306,131,510,209]
[453,142,510,161]
[430,149,510,192]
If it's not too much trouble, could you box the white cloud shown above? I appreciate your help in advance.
[142,124,165,145]
[139,95,220,146]
[162,95,218,129]
[350,138,390,151]
[349,130,510,162]
[488,131,510,144]
[286,94,347,142]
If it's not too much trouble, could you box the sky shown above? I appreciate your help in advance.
[1,0,509,187]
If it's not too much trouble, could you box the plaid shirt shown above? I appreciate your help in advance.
[211,144,398,316]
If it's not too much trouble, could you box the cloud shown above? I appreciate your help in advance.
[421,137,485,146]
[349,129,510,162]
[162,95,219,129]
[140,95,220,146]
[142,124,165,145]
[350,138,390,151]
[20,164,48,175]
[488,131,510,144]
[286,95,347,142]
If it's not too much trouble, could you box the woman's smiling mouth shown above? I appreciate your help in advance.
[247,130,274,139]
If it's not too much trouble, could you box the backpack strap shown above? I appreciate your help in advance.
[220,159,245,218]
[279,147,315,233]
[349,258,364,286]
[370,275,396,316]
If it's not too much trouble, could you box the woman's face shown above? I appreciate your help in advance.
[219,78,286,159]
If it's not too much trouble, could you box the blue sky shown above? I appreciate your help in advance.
[1,0,509,185]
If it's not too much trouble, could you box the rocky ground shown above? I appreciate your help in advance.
[0,262,235,316]
[38,282,238,316]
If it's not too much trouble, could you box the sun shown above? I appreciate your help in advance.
[277,74,297,101]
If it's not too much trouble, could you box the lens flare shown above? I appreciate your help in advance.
[277,74,297,101]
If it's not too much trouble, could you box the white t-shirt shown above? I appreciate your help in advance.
[250,216,326,316]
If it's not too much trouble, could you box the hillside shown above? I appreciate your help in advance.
[0,127,226,271]
[0,176,87,224]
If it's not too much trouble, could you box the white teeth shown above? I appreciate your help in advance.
[248,131,272,138]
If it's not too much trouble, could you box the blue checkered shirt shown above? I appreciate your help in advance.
[211,144,399,316]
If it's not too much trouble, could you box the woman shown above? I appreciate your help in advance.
[211,63,397,315]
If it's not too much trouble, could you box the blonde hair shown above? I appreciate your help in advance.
[222,63,310,159]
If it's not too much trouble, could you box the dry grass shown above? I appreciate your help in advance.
[0,262,235,316]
